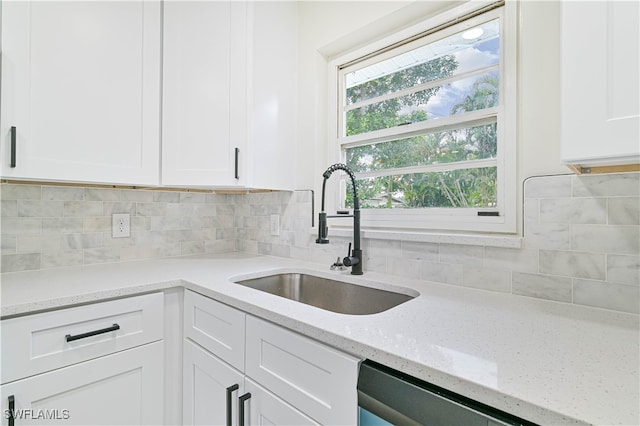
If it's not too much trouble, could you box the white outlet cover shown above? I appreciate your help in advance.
[270,215,280,236]
[112,213,131,238]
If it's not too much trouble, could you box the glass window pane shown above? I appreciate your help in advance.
[345,71,499,137]
[345,167,497,209]
[345,18,500,104]
[346,123,497,173]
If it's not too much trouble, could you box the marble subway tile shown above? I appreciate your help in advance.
[573,278,640,314]
[41,250,84,269]
[2,253,40,272]
[386,257,421,279]
[180,192,206,203]
[607,254,640,286]
[136,202,167,216]
[153,191,180,203]
[539,198,607,224]
[181,240,205,255]
[461,266,511,293]
[166,203,194,217]
[18,201,63,218]
[63,201,103,217]
[524,175,572,199]
[368,239,402,257]
[539,250,605,280]
[85,188,121,201]
[1,184,41,200]
[1,200,18,217]
[1,235,17,254]
[83,247,120,265]
[401,241,439,262]
[573,173,640,198]
[205,239,237,254]
[195,204,218,216]
[121,190,154,202]
[63,233,103,249]
[571,225,639,255]
[103,202,136,215]
[512,272,572,302]
[2,218,42,235]
[484,247,538,273]
[83,217,111,233]
[439,243,484,266]
[42,218,83,234]
[421,261,463,285]
[607,197,640,226]
[522,222,571,250]
[17,235,62,253]
[42,186,84,201]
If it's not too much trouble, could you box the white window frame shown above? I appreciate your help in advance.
[326,1,517,234]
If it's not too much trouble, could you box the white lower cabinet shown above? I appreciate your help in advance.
[0,342,163,425]
[0,292,165,425]
[244,379,318,426]
[183,339,245,426]
[183,290,360,426]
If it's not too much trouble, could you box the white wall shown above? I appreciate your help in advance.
[295,0,568,232]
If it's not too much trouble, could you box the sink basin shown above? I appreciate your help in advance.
[234,273,415,315]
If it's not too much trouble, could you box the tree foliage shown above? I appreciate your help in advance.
[344,59,499,209]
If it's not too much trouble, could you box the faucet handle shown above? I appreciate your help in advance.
[330,257,347,271]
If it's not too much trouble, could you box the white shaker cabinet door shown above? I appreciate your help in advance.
[561,0,640,166]
[162,1,247,187]
[0,1,161,185]
[0,342,164,426]
[183,340,245,426]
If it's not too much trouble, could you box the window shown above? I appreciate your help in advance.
[329,2,516,233]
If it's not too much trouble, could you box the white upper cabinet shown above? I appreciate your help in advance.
[244,1,298,190]
[1,1,162,185]
[162,1,247,187]
[560,0,640,167]
[162,1,297,190]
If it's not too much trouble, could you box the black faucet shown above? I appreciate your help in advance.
[316,163,363,275]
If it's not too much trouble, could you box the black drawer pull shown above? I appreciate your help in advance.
[234,147,240,180]
[238,392,251,426]
[65,323,120,342]
[226,384,239,426]
[8,395,15,426]
[10,126,16,168]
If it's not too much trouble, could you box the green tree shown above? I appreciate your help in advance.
[344,59,500,209]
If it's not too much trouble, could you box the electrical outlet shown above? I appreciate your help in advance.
[112,213,130,238]
[270,214,280,236]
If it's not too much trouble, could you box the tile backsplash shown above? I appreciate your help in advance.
[2,172,639,314]
[1,185,237,270]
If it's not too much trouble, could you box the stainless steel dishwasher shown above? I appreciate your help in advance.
[357,360,538,426]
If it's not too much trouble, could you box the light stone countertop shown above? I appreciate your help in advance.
[1,252,638,426]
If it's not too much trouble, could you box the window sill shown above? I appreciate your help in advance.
[311,227,522,248]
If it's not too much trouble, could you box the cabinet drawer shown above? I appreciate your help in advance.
[1,340,164,425]
[1,292,164,384]
[245,316,360,425]
[184,290,245,371]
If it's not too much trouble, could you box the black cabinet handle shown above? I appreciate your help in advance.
[226,384,239,426]
[234,147,240,180]
[65,323,120,342]
[10,126,16,168]
[7,395,14,426]
[238,392,251,426]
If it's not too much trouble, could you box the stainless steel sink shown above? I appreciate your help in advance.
[234,273,415,315]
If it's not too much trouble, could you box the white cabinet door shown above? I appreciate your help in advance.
[243,379,319,426]
[0,341,163,425]
[561,0,640,166]
[245,1,297,190]
[162,1,247,187]
[0,1,161,185]
[183,340,245,426]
